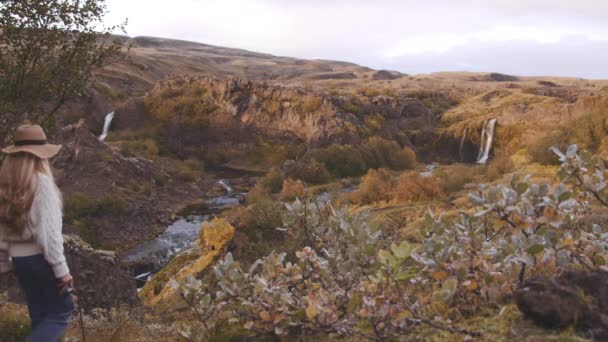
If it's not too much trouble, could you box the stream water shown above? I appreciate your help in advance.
[121,179,243,285]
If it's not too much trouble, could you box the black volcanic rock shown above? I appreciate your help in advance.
[372,70,404,80]
[515,270,608,340]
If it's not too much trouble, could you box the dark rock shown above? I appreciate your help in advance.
[84,89,112,135]
[472,73,519,82]
[538,80,560,87]
[372,70,404,80]
[515,270,608,340]
[113,96,147,131]
[307,72,357,80]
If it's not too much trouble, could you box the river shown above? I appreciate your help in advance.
[120,178,244,286]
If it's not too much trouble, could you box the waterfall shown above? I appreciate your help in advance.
[476,119,497,164]
[218,179,233,194]
[459,125,469,162]
[98,111,115,141]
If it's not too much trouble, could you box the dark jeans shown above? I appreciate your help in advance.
[12,254,74,342]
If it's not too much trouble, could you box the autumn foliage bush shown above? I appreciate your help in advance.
[346,169,444,205]
[393,172,444,202]
[281,178,306,201]
[347,168,394,204]
[435,164,481,194]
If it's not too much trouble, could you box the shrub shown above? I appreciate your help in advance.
[348,168,394,205]
[0,301,31,342]
[262,99,281,113]
[247,183,272,205]
[63,192,129,247]
[281,178,306,201]
[146,83,217,127]
[362,114,385,136]
[173,159,205,182]
[392,172,444,202]
[435,164,481,194]
[357,87,381,97]
[528,130,570,165]
[64,192,129,221]
[360,137,416,170]
[300,97,323,112]
[258,167,284,194]
[290,158,332,185]
[250,197,283,231]
[248,137,304,166]
[119,138,159,160]
[310,144,367,178]
[486,150,515,180]
[336,100,363,115]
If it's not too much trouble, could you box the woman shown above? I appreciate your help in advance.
[0,124,74,341]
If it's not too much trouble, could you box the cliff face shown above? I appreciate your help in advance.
[111,76,444,165]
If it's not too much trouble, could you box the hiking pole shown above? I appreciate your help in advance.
[76,294,86,342]
[69,258,87,342]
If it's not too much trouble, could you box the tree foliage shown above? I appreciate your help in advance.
[0,0,127,139]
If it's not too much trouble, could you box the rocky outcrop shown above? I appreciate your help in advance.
[372,70,404,80]
[51,120,206,251]
[111,96,147,131]
[142,77,439,159]
[472,73,519,82]
[515,270,608,340]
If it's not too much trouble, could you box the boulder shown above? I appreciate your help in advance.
[372,70,404,80]
[515,270,608,340]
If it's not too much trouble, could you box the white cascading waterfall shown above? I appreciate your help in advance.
[98,111,115,141]
[218,179,233,194]
[459,125,469,162]
[476,118,497,164]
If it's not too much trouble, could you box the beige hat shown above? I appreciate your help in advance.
[2,124,62,159]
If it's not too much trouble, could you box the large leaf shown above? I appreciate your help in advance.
[566,144,578,158]
[527,244,544,255]
[391,241,415,259]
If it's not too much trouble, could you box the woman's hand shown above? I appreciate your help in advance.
[57,273,73,294]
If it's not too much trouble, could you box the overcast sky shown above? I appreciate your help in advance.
[104,0,608,79]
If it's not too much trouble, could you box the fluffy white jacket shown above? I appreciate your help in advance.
[0,174,69,278]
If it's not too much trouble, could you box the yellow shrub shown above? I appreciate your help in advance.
[348,168,394,205]
[262,99,282,113]
[173,159,204,182]
[120,138,159,159]
[486,150,515,181]
[281,178,306,201]
[393,172,444,202]
[358,87,381,97]
[301,97,323,112]
[435,164,481,194]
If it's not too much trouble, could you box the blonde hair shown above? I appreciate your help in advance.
[0,152,56,235]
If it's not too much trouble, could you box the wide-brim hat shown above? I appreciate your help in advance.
[2,124,62,159]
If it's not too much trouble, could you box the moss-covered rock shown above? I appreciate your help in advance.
[140,218,235,306]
